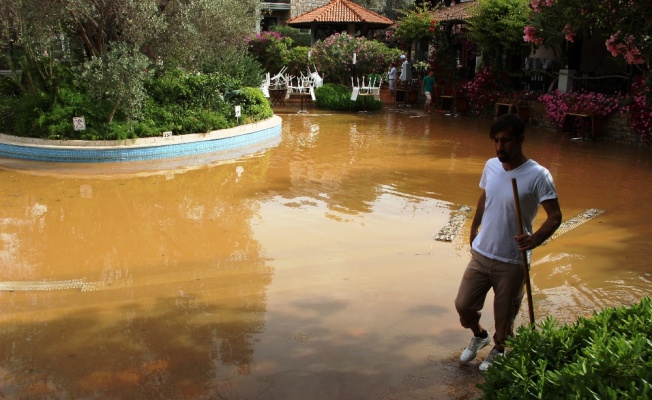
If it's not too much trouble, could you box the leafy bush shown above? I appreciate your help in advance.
[247,31,293,74]
[77,43,150,124]
[286,46,312,78]
[224,87,274,124]
[0,65,272,140]
[200,47,265,88]
[478,297,652,399]
[314,83,381,112]
[538,89,624,129]
[269,24,311,47]
[463,66,512,117]
[311,33,402,85]
[622,75,652,140]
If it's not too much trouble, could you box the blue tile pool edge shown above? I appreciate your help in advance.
[0,116,282,163]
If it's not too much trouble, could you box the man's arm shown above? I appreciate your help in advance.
[515,198,562,251]
[469,190,486,246]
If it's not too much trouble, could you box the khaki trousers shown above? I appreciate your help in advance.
[454,249,525,349]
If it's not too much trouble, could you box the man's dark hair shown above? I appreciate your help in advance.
[489,114,525,139]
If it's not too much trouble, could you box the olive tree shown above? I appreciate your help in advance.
[0,0,261,126]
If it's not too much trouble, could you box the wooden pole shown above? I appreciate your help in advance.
[511,178,536,327]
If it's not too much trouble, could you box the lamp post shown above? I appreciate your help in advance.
[352,52,357,86]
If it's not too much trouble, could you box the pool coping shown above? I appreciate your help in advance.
[0,115,282,163]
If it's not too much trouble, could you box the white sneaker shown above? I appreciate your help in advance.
[459,334,491,362]
[479,348,504,372]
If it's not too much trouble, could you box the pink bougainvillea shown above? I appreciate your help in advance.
[530,0,555,13]
[523,26,542,45]
[622,77,652,139]
[538,90,624,129]
[463,67,511,117]
[605,31,645,65]
[563,24,576,43]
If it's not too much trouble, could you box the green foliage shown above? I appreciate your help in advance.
[224,87,274,124]
[269,25,311,47]
[247,31,293,74]
[524,0,651,70]
[1,66,272,140]
[200,47,264,88]
[394,5,436,49]
[314,83,381,112]
[478,297,652,399]
[77,43,150,124]
[467,0,531,67]
[429,24,459,84]
[0,0,269,141]
[311,33,403,85]
[287,46,312,77]
[145,0,261,70]
[145,68,240,110]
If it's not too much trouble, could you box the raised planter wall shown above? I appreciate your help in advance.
[0,116,283,163]
[527,101,642,144]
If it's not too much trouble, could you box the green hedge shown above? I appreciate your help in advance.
[314,83,381,112]
[479,297,652,399]
[0,67,272,140]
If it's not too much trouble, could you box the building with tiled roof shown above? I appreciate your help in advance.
[286,0,393,44]
[431,1,477,22]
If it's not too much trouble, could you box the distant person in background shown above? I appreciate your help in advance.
[388,63,397,98]
[422,69,436,114]
[398,55,410,83]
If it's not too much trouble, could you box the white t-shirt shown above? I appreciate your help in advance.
[472,158,558,264]
[388,66,397,80]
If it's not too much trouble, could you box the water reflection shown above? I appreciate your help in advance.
[1,108,652,399]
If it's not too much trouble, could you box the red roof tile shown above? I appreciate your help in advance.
[431,1,477,22]
[287,0,393,26]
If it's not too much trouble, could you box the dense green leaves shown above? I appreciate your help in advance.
[311,33,402,85]
[525,0,651,71]
[314,83,381,112]
[467,0,531,67]
[479,297,652,399]
[0,0,268,140]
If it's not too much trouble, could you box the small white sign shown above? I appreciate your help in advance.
[73,117,86,131]
[235,105,241,118]
[163,131,172,138]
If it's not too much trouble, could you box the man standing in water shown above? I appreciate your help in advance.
[422,70,436,114]
[455,114,562,371]
[388,62,397,98]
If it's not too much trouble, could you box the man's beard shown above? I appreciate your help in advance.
[497,152,511,162]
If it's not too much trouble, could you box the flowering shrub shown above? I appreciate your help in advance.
[605,31,645,65]
[522,25,542,45]
[622,77,652,139]
[524,0,650,70]
[247,31,293,74]
[371,27,401,48]
[394,7,436,47]
[463,67,511,117]
[413,61,429,74]
[311,33,402,85]
[538,89,623,128]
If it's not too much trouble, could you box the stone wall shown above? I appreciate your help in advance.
[291,0,328,18]
[527,101,643,145]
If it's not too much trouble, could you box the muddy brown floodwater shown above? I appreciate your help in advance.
[1,105,652,400]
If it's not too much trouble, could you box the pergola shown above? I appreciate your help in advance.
[431,1,477,23]
[286,0,393,45]
[431,1,478,76]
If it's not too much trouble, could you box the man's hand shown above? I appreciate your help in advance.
[514,233,539,251]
